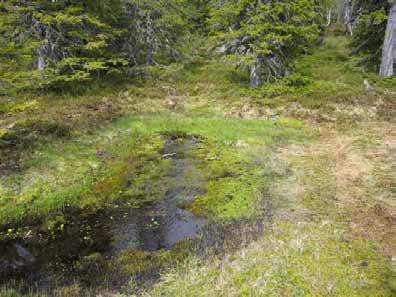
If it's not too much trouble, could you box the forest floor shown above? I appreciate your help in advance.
[0,37,395,296]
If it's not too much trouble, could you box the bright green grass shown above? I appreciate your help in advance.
[0,114,309,235]
[0,126,167,234]
[117,115,306,143]
[118,115,309,219]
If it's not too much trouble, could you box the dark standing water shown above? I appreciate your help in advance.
[0,137,206,289]
[111,137,206,253]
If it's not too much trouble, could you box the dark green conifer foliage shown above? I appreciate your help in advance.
[0,0,326,93]
[0,0,188,92]
[351,0,389,70]
[207,0,323,84]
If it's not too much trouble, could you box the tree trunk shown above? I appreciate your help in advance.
[335,0,353,34]
[250,56,261,87]
[37,46,46,71]
[145,14,155,65]
[327,8,332,26]
[380,3,396,77]
[343,0,353,35]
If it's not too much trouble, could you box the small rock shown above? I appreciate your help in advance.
[235,140,248,148]
[14,243,35,263]
[363,79,375,93]
[359,260,369,267]
[162,86,177,96]
[208,156,220,161]
[164,98,178,109]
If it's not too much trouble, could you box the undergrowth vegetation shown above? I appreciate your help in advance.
[238,36,395,112]
[0,34,395,296]
[0,115,308,237]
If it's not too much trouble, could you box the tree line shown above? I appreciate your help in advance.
[0,0,393,96]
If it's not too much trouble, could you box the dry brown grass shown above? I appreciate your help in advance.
[277,120,396,262]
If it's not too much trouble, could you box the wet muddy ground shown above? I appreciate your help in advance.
[111,137,206,253]
[0,136,206,292]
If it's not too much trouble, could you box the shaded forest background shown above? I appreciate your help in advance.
[0,0,391,96]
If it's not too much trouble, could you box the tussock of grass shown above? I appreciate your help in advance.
[147,221,395,297]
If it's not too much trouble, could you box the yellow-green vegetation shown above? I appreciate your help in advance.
[115,241,192,278]
[0,127,168,235]
[147,222,394,297]
[139,37,396,297]
[116,116,309,220]
[0,35,395,297]
[190,145,271,219]
[0,115,308,234]
[146,118,396,296]
[230,37,395,122]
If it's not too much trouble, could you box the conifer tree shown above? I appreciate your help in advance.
[351,0,389,71]
[0,0,326,93]
[208,0,323,85]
